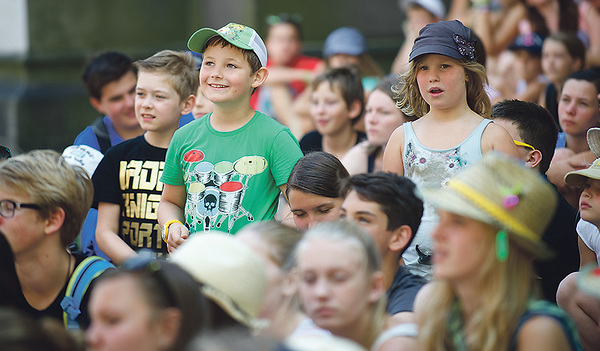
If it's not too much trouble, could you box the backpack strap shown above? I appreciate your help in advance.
[61,256,113,330]
[91,117,111,154]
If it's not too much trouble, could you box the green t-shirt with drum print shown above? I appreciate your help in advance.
[161,111,302,234]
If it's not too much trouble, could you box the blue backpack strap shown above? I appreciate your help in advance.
[61,256,113,330]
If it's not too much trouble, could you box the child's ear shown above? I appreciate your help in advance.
[89,97,105,114]
[180,94,196,115]
[44,207,66,236]
[251,67,269,89]
[388,225,412,253]
[367,271,386,303]
[525,149,543,169]
[348,99,363,120]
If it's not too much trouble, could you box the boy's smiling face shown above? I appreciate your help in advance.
[91,70,138,132]
[135,71,186,133]
[200,44,262,107]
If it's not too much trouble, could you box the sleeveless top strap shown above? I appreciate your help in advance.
[371,323,418,350]
[508,300,584,351]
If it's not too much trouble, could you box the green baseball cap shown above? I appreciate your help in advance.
[187,22,267,67]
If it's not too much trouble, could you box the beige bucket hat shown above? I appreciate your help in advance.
[564,158,600,187]
[420,153,557,258]
[171,232,268,329]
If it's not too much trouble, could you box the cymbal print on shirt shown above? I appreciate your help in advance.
[182,149,267,233]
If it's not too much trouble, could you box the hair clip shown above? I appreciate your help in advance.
[500,184,522,210]
[453,34,476,61]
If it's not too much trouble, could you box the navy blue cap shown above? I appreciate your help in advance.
[509,32,544,56]
[409,20,477,62]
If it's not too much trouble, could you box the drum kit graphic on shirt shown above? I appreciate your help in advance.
[183,149,267,233]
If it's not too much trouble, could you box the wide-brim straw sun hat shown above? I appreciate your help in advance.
[171,232,268,329]
[420,153,557,259]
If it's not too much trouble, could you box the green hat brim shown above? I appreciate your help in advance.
[188,28,253,53]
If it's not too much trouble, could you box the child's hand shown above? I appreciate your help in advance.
[167,222,189,253]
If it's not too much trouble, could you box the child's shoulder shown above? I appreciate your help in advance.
[104,135,145,155]
[245,111,293,136]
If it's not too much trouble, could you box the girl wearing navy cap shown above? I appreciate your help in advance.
[383,20,519,278]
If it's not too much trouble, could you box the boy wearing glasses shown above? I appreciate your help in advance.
[0,150,110,328]
[490,99,579,302]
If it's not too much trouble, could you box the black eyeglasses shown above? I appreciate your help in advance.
[0,200,41,219]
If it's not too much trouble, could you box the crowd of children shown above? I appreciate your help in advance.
[1,6,600,350]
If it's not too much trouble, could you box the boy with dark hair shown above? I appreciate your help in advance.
[159,23,303,252]
[490,99,579,302]
[299,67,366,159]
[93,50,197,264]
[339,172,426,321]
[77,51,142,154]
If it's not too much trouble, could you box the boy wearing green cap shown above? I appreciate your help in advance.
[158,23,303,252]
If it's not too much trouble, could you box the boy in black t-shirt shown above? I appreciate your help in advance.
[93,50,197,264]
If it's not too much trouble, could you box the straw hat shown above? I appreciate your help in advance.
[587,127,600,158]
[171,232,268,329]
[420,153,557,258]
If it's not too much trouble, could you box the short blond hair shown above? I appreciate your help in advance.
[0,150,93,248]
[134,50,199,102]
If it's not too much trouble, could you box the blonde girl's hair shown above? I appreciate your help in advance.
[239,221,304,335]
[295,220,387,349]
[240,221,303,272]
[417,226,537,351]
[395,56,491,118]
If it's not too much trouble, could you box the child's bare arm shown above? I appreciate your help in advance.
[96,202,137,264]
[158,184,188,253]
[382,126,405,176]
[579,236,597,268]
[481,123,520,158]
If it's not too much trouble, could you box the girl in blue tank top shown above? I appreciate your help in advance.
[383,20,519,278]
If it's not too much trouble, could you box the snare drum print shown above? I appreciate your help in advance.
[218,181,244,213]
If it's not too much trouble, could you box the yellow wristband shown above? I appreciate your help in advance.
[163,220,183,243]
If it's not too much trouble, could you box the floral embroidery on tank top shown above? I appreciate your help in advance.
[404,141,469,189]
